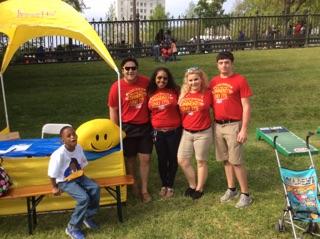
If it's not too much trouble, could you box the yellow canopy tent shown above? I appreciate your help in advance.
[0,0,128,215]
[0,0,123,136]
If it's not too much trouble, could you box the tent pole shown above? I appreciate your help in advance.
[0,73,9,131]
[116,70,123,151]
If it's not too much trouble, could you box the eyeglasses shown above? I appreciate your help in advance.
[123,66,137,71]
[186,66,200,73]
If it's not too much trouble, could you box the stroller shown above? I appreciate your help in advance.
[274,132,320,239]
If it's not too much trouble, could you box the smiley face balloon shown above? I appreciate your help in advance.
[76,119,126,152]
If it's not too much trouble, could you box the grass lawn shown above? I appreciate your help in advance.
[1,47,320,238]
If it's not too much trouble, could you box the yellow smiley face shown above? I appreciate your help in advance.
[76,119,126,152]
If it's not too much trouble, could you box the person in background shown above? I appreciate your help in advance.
[177,67,213,200]
[154,29,164,62]
[108,57,153,203]
[171,39,178,61]
[148,67,182,199]
[209,51,253,208]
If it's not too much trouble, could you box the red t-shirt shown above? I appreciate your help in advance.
[179,90,212,131]
[148,88,181,129]
[209,73,253,121]
[108,75,150,124]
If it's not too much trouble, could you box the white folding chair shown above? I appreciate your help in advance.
[41,123,72,138]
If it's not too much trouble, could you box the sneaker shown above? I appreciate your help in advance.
[220,189,239,203]
[165,188,174,199]
[235,194,253,208]
[65,226,85,239]
[192,190,204,200]
[184,187,195,197]
[83,218,99,229]
[159,187,167,198]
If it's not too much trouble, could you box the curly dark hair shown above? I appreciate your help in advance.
[147,67,179,95]
[216,51,234,62]
[120,57,139,69]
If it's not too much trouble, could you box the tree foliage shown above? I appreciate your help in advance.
[194,0,226,17]
[233,0,320,15]
[106,4,116,20]
[184,1,197,18]
[149,4,169,20]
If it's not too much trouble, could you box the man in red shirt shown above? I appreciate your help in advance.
[108,57,153,203]
[209,51,253,208]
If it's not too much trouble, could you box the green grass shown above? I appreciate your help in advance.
[1,48,320,238]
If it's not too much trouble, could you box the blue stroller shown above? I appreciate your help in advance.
[274,133,320,238]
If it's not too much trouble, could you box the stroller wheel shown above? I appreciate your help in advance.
[275,219,286,232]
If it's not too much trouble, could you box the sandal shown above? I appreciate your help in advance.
[159,187,167,197]
[141,192,152,203]
[165,188,174,199]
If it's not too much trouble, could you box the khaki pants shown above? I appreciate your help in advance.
[214,121,244,165]
[178,127,213,162]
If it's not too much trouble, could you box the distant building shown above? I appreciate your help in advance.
[115,0,165,20]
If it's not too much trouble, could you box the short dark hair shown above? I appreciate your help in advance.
[147,67,179,95]
[216,51,234,62]
[59,125,73,137]
[120,57,139,69]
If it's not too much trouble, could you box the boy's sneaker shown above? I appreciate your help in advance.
[65,226,85,239]
[220,189,239,203]
[184,187,195,197]
[83,218,99,229]
[235,194,253,208]
[191,190,204,200]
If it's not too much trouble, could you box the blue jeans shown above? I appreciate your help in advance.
[58,175,100,228]
[154,127,182,188]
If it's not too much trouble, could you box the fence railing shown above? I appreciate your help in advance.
[1,13,320,64]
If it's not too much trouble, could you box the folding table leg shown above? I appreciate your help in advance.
[115,186,123,222]
[26,197,33,235]
[32,196,37,227]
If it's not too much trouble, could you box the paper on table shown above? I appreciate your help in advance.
[0,144,31,154]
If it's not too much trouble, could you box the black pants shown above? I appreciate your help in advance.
[154,127,182,188]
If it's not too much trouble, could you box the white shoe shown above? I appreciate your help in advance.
[220,189,239,203]
[235,194,253,208]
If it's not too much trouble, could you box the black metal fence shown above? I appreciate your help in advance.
[1,13,320,64]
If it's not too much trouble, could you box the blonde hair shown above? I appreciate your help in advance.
[179,67,209,102]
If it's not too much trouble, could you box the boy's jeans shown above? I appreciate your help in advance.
[58,175,100,228]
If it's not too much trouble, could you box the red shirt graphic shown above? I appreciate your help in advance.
[108,75,150,124]
[179,90,212,131]
[148,88,181,129]
[209,73,253,121]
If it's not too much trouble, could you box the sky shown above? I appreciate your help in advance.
[82,0,237,20]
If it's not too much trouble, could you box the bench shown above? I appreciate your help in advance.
[0,175,134,235]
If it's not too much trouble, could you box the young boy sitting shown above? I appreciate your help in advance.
[48,126,100,239]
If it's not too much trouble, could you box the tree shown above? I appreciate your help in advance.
[106,4,116,20]
[184,1,197,18]
[149,4,169,20]
[233,0,320,15]
[194,0,226,18]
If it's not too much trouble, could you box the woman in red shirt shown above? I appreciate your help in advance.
[178,67,213,200]
[148,67,182,199]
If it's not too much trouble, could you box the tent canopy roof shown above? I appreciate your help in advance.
[0,0,118,74]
